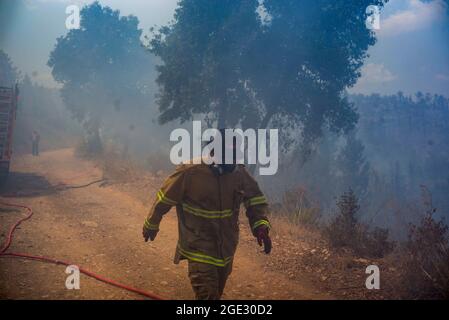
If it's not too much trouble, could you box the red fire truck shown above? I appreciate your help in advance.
[0,84,18,180]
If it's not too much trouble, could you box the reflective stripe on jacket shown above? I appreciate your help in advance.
[143,163,270,267]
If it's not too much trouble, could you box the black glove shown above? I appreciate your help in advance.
[255,226,272,254]
[143,227,158,242]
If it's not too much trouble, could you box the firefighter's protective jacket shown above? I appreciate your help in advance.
[143,163,271,267]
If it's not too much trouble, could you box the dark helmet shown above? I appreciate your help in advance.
[208,128,243,175]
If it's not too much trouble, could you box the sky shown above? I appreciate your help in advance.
[0,0,448,97]
[350,0,449,96]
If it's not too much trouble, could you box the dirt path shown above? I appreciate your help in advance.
[0,148,330,300]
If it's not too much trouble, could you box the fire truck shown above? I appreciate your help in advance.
[0,84,18,180]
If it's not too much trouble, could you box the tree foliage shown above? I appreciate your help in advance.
[336,132,370,199]
[13,75,81,153]
[268,92,449,232]
[150,0,388,152]
[48,1,155,153]
[0,50,18,86]
[150,0,260,127]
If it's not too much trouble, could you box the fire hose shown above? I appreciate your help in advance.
[0,184,165,300]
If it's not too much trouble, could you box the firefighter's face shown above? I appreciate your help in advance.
[209,129,243,173]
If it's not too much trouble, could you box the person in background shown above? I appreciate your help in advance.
[31,130,40,156]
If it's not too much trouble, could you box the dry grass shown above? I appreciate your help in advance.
[268,212,321,241]
[272,186,321,228]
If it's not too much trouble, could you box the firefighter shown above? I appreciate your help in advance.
[31,130,40,156]
[142,130,272,300]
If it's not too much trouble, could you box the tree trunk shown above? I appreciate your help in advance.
[84,117,103,155]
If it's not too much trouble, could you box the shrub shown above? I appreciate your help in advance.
[356,224,395,258]
[326,189,394,258]
[401,187,449,299]
[279,186,321,227]
[326,189,358,247]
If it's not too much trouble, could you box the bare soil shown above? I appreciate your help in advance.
[0,148,333,300]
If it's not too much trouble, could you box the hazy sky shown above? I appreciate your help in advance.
[351,0,449,96]
[1,0,448,96]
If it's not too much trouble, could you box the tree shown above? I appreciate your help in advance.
[0,50,18,86]
[150,0,260,128]
[354,92,449,214]
[150,0,388,154]
[326,189,360,248]
[13,74,81,154]
[335,131,370,199]
[48,2,155,154]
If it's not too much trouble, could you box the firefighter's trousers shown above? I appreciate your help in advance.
[187,260,233,300]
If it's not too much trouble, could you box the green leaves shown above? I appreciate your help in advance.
[48,2,156,153]
[151,0,388,155]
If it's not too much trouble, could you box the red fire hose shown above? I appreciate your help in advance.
[0,199,165,300]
